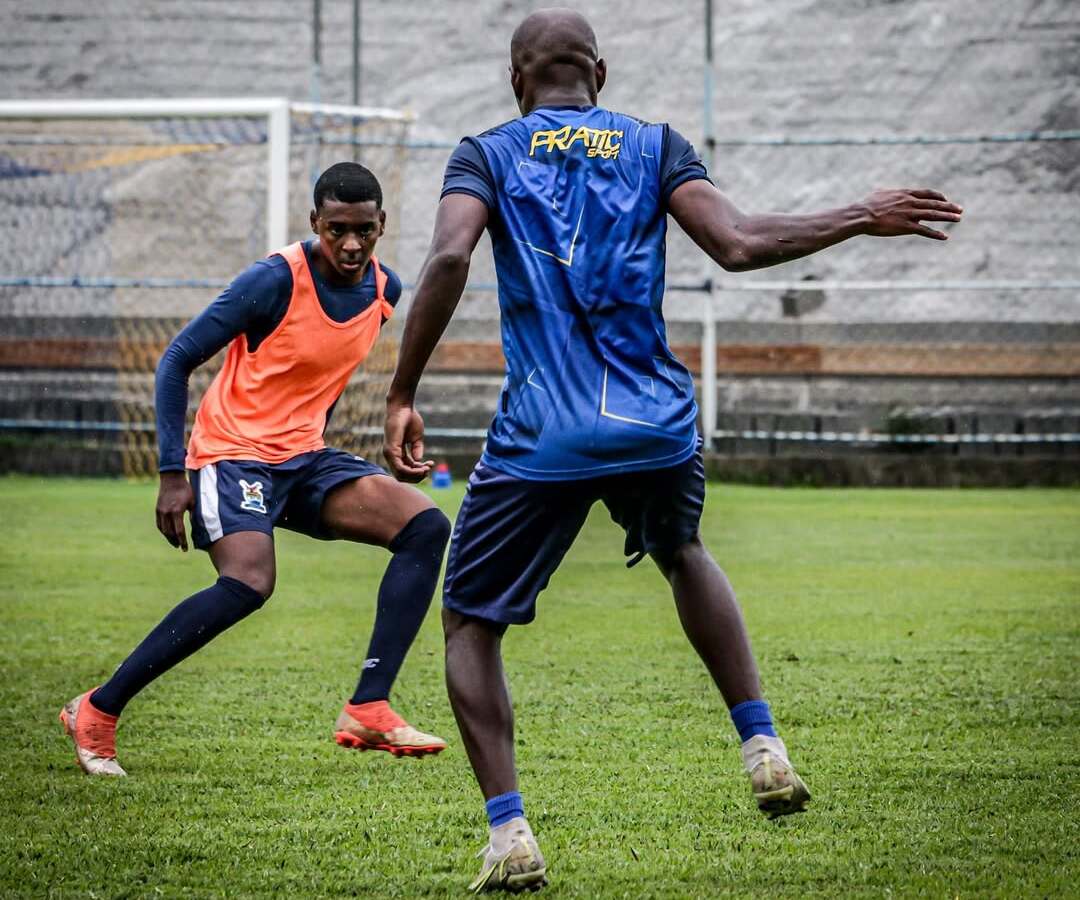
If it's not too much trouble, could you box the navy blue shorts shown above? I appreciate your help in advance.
[188,448,387,551]
[442,445,706,625]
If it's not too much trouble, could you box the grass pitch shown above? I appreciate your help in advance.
[1,476,1078,897]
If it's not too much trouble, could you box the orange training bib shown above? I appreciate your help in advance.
[186,243,391,468]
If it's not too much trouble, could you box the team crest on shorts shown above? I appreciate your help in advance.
[239,479,268,514]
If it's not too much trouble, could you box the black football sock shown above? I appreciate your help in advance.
[90,576,267,716]
[350,507,451,704]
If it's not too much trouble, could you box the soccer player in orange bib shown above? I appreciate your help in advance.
[60,163,451,776]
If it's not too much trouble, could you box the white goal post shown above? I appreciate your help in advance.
[0,96,414,476]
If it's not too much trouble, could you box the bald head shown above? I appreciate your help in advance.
[511,8,598,69]
[509,8,605,113]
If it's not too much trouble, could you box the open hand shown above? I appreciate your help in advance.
[156,470,194,551]
[384,400,435,483]
[860,189,963,240]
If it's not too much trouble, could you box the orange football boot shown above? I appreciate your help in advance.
[59,690,127,777]
[334,700,447,757]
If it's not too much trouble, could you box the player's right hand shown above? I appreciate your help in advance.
[859,188,963,240]
[156,471,194,552]
[384,401,435,483]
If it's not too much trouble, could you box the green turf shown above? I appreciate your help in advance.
[1,476,1077,897]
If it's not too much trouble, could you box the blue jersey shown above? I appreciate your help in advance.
[442,105,709,480]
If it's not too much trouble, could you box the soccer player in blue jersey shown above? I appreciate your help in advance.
[384,9,963,891]
[60,163,451,777]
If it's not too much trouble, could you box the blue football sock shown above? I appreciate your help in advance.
[485,791,525,828]
[350,508,451,704]
[90,575,267,716]
[730,699,778,742]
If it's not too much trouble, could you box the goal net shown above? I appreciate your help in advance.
[0,98,411,477]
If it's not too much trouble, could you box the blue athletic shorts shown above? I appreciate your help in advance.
[442,444,706,625]
[188,448,386,550]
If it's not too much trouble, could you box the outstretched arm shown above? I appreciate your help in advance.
[667,178,963,272]
[384,193,489,482]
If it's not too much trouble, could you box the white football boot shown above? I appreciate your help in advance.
[469,816,547,893]
[742,734,809,818]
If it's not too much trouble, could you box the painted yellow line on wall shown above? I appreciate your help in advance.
[65,143,221,172]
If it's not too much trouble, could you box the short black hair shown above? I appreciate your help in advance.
[313,162,383,211]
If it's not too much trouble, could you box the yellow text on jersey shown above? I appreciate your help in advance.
[528,125,623,160]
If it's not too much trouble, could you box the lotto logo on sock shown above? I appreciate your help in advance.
[363,657,380,670]
[239,480,268,514]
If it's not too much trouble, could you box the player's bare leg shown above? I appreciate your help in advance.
[443,609,546,892]
[61,531,273,776]
[321,473,434,547]
[654,534,810,818]
[321,475,450,756]
[652,535,760,707]
[443,609,517,796]
[210,530,277,598]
